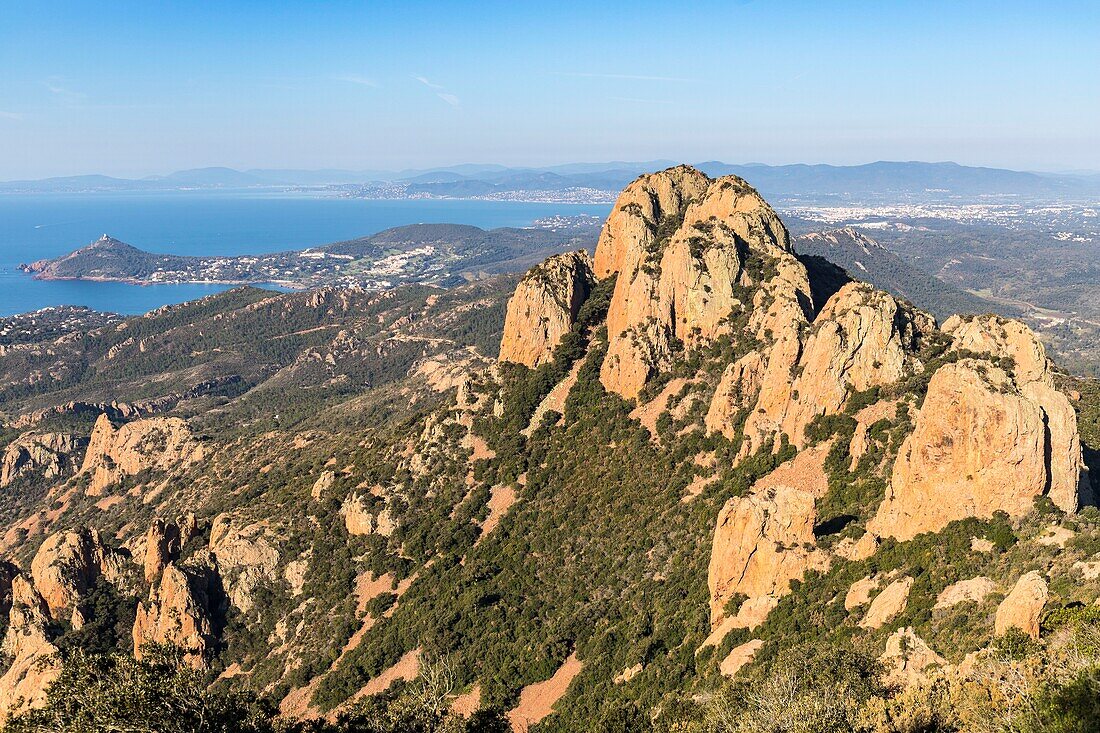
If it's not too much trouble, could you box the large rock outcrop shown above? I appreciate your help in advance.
[870,316,1089,540]
[594,167,812,399]
[29,528,129,619]
[133,561,220,667]
[0,432,86,488]
[708,484,828,626]
[209,515,279,614]
[499,250,595,368]
[777,284,933,447]
[0,573,60,717]
[80,413,204,494]
[945,315,1091,510]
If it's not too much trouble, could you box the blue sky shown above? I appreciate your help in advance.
[1,1,1097,178]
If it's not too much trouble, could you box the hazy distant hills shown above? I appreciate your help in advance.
[699,160,1100,199]
[4,160,1098,199]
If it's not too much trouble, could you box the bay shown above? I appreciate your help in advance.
[0,190,611,316]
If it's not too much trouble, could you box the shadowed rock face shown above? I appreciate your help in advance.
[499,250,595,368]
[134,560,221,668]
[0,432,87,488]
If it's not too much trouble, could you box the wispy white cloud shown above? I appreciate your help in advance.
[336,74,380,88]
[0,111,22,120]
[414,75,444,90]
[556,71,696,83]
[436,92,461,108]
[44,78,86,104]
[414,75,460,108]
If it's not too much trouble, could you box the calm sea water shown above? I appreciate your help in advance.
[0,190,612,317]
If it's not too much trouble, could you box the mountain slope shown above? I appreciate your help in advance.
[0,166,1097,732]
[793,227,1012,321]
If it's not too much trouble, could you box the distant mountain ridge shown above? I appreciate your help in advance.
[4,160,1098,199]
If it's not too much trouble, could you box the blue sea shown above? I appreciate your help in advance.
[0,191,612,317]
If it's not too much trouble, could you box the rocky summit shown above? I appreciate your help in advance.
[1,166,1098,732]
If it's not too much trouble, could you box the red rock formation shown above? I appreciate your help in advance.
[499,251,595,368]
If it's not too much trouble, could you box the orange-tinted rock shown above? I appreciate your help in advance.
[1,432,86,488]
[860,576,913,629]
[0,574,60,717]
[133,562,219,667]
[935,577,995,609]
[708,484,828,626]
[994,571,1047,640]
[881,627,946,684]
[143,519,182,583]
[779,284,931,447]
[499,251,594,368]
[944,315,1091,511]
[595,167,809,399]
[80,414,204,494]
[719,639,764,677]
[29,527,128,618]
[871,360,1052,540]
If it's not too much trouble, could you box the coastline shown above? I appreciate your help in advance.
[23,272,306,290]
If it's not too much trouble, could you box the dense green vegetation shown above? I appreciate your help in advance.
[4,648,509,733]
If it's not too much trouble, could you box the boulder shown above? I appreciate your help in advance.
[935,577,996,609]
[994,571,1047,640]
[881,627,946,684]
[719,639,764,677]
[860,576,913,629]
[845,575,880,611]
[499,250,595,368]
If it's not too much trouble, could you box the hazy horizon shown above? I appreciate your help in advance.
[4,158,1100,185]
[2,1,1098,179]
